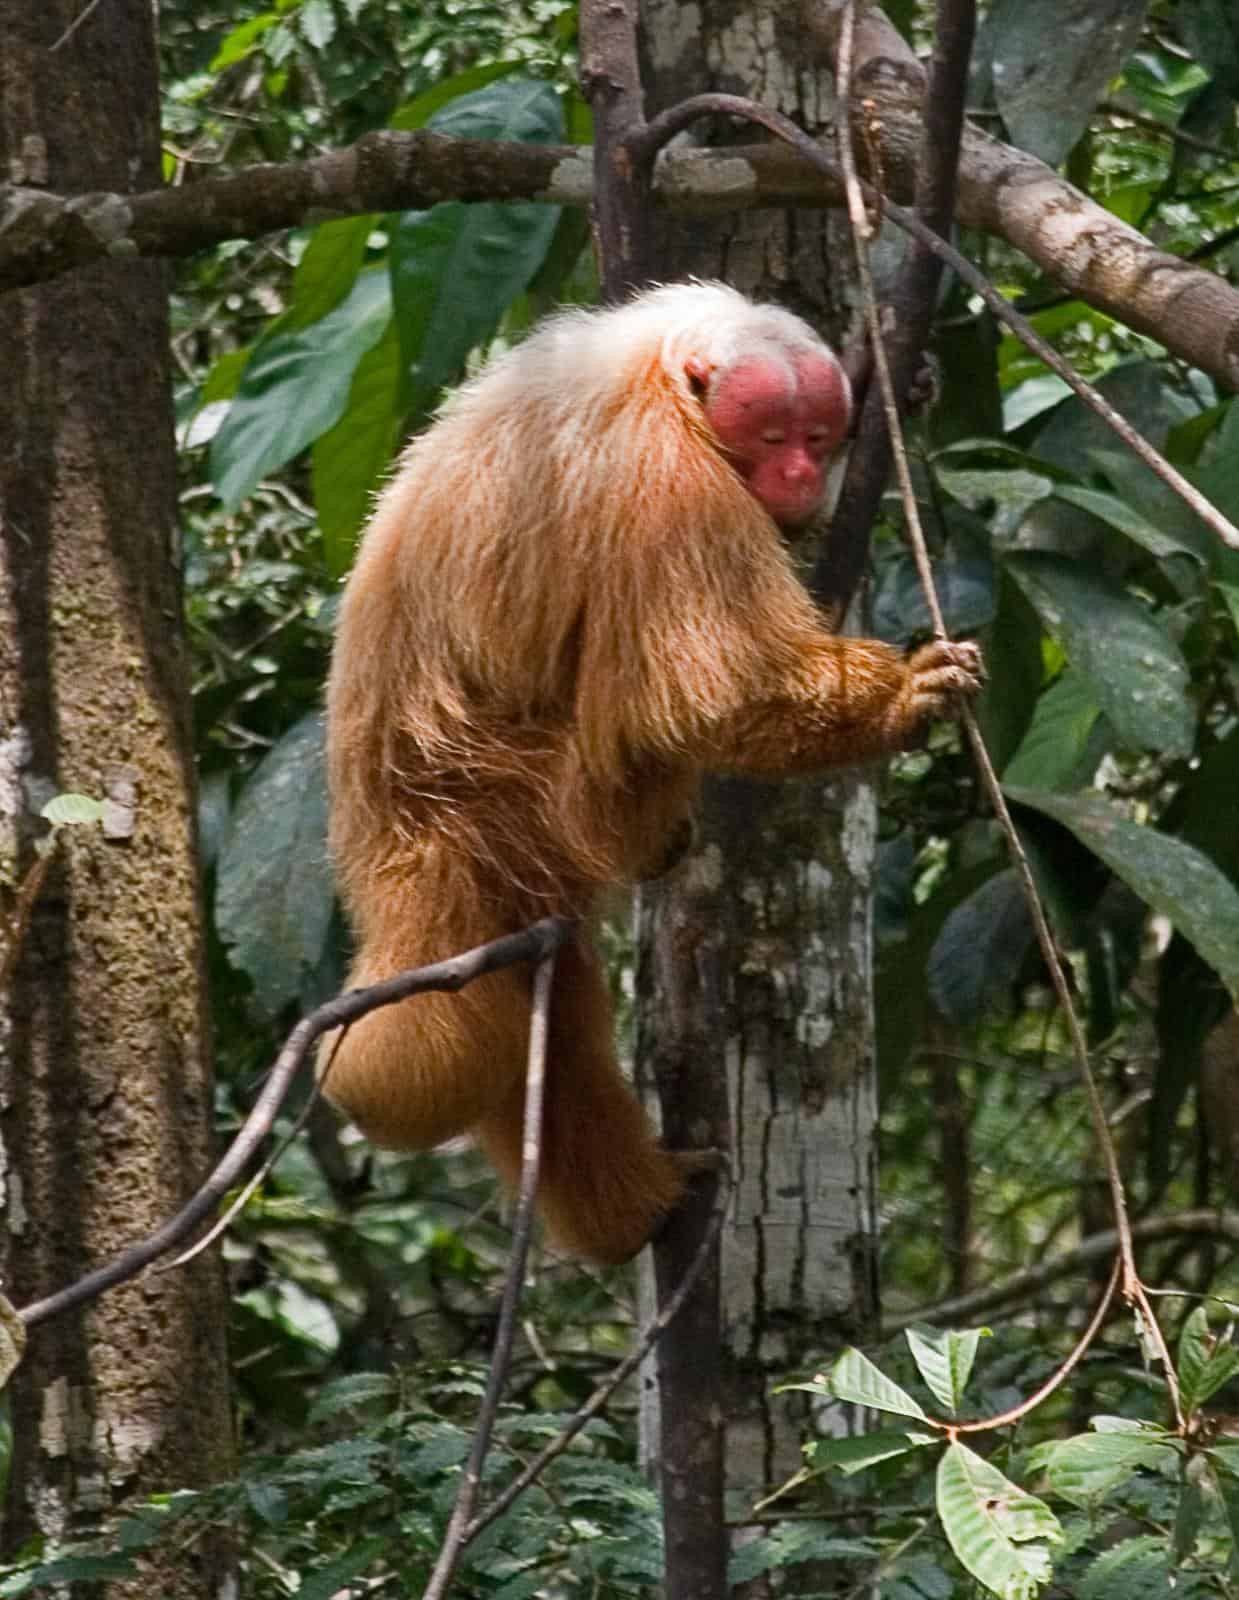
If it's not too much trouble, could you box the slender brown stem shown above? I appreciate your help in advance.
[462,1170,732,1546]
[836,0,1183,1429]
[19,916,574,1328]
[422,948,557,1600]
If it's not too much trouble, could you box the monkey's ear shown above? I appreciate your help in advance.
[685,355,714,396]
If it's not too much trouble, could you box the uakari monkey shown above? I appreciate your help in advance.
[322,281,982,1264]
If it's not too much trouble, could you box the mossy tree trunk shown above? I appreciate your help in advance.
[0,3,233,1593]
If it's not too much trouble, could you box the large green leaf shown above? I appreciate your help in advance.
[1002,669,1104,791]
[977,570,1044,775]
[928,868,1032,1024]
[215,713,334,1017]
[936,1443,1060,1599]
[808,1428,938,1476]
[1054,484,1207,574]
[312,318,403,576]
[905,1325,991,1416]
[1004,787,1239,1005]
[211,270,391,508]
[1005,552,1194,758]
[390,61,524,131]
[1028,1425,1179,1506]
[820,1348,927,1420]
[287,214,375,329]
[390,81,563,418]
[1031,362,1170,478]
[1178,1305,1239,1416]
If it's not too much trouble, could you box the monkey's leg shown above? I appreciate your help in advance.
[321,950,531,1153]
[475,934,687,1265]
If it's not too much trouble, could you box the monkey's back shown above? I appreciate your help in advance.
[326,286,830,922]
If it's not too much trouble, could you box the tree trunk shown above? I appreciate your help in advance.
[0,3,233,1593]
[635,0,881,1575]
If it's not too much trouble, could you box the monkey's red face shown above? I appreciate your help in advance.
[701,353,851,530]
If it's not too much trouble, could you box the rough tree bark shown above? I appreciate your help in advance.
[0,1,233,1592]
[635,0,880,1579]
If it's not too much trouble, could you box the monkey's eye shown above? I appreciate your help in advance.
[807,427,833,448]
[760,429,787,445]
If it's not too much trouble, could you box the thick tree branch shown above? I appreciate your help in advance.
[580,0,654,299]
[804,0,1239,390]
[5,80,1239,392]
[0,134,836,295]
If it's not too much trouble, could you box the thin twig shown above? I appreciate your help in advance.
[18,916,574,1328]
[49,0,104,51]
[633,94,1239,553]
[421,947,557,1600]
[161,1030,348,1270]
[883,1208,1239,1334]
[822,0,975,613]
[0,841,56,995]
[834,0,1183,1428]
[462,1168,732,1547]
[945,1259,1120,1436]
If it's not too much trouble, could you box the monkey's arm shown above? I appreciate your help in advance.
[701,636,982,777]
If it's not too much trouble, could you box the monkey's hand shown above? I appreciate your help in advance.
[886,638,984,746]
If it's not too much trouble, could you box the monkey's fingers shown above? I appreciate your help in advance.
[668,1146,730,1178]
[896,640,985,732]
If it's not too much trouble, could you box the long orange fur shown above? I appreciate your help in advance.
[323,282,980,1263]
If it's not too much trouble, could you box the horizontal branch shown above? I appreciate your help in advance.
[883,1208,1239,1334]
[805,0,1239,390]
[0,134,836,294]
[5,53,1239,390]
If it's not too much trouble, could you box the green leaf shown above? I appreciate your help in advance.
[936,1442,1060,1599]
[209,10,278,71]
[727,1525,876,1584]
[1004,787,1239,1006]
[211,269,391,508]
[1090,448,1215,563]
[1216,581,1239,638]
[1029,1427,1179,1506]
[936,467,1053,544]
[1076,1534,1172,1599]
[821,1348,927,1420]
[928,868,1032,1024]
[1002,669,1104,791]
[40,792,104,828]
[200,345,252,404]
[298,0,336,50]
[1174,1453,1209,1562]
[390,82,563,418]
[390,61,524,131]
[288,214,375,330]
[1178,1304,1239,1415]
[297,1538,388,1600]
[1005,552,1194,758]
[313,317,402,576]
[1054,484,1206,570]
[977,570,1044,774]
[215,713,334,1016]
[905,1325,991,1416]
[808,1427,938,1476]
[1005,665,1114,790]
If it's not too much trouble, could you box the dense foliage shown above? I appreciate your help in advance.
[8,0,1239,1595]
